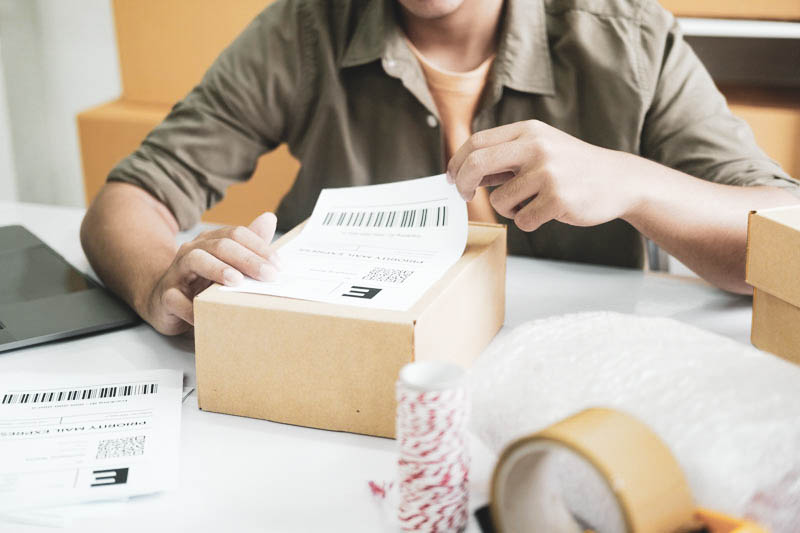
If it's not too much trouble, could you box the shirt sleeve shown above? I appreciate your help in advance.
[638,3,800,198]
[107,0,302,230]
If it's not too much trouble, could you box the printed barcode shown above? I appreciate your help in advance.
[1,383,158,405]
[322,206,448,229]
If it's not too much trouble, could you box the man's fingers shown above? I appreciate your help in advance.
[201,219,281,269]
[203,238,278,282]
[452,142,528,201]
[447,122,529,183]
[162,287,194,326]
[489,172,545,219]
[249,212,278,244]
[180,248,244,287]
[479,171,515,188]
[249,212,281,268]
[513,192,562,232]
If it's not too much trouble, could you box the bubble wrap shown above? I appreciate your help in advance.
[468,312,800,532]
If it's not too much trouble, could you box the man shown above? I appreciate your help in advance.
[81,0,800,336]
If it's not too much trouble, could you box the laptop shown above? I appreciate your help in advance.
[0,225,140,353]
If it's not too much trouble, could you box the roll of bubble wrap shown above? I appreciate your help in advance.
[468,312,800,532]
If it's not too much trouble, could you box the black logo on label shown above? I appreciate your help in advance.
[342,286,382,299]
[91,467,129,487]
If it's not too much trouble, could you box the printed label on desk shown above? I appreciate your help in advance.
[0,369,181,513]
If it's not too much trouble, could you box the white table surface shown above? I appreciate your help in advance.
[0,201,754,532]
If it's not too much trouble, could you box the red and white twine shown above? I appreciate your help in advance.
[394,361,470,532]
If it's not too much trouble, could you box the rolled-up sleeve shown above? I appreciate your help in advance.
[638,4,800,198]
[107,0,302,230]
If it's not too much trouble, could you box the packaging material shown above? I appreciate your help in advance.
[468,312,800,533]
[395,362,469,531]
[746,206,800,364]
[194,222,506,438]
[659,0,800,20]
[491,408,697,533]
[76,99,298,226]
[112,0,273,105]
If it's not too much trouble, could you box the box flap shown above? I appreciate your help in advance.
[196,222,506,325]
[746,206,800,307]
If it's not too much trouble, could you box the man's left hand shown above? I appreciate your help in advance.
[447,120,640,231]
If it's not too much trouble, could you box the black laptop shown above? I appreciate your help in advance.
[0,225,139,352]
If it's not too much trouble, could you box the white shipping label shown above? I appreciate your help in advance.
[222,174,469,311]
[0,369,182,513]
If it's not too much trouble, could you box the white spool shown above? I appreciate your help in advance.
[396,361,470,533]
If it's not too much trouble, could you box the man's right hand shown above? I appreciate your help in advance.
[143,212,282,335]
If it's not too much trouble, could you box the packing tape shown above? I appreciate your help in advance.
[490,408,698,533]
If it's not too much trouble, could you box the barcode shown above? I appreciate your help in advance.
[97,436,146,459]
[322,206,448,229]
[363,267,414,284]
[1,383,158,405]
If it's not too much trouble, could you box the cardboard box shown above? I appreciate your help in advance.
[746,206,800,365]
[194,222,507,438]
[725,88,800,180]
[113,0,273,105]
[752,289,800,365]
[659,0,800,20]
[76,99,298,226]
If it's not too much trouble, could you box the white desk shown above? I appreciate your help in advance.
[0,202,753,532]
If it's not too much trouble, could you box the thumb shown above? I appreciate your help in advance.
[249,212,278,243]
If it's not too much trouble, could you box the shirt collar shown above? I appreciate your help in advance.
[340,0,556,97]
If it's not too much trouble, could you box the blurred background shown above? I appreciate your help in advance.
[0,0,797,232]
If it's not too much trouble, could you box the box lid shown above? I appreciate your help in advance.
[196,221,506,324]
[746,205,800,307]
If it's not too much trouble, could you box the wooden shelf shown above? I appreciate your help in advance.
[661,1,800,21]
[678,17,800,38]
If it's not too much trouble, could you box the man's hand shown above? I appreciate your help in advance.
[447,120,638,231]
[446,119,800,294]
[143,213,282,335]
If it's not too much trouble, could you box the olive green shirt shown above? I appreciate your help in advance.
[109,0,799,268]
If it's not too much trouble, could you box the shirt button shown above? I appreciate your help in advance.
[426,115,438,128]
[386,59,396,68]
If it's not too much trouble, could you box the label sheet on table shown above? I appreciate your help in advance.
[0,369,182,513]
[222,174,468,311]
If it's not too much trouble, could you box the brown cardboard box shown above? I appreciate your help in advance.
[746,206,800,307]
[659,0,800,20]
[752,289,800,365]
[194,222,507,438]
[76,99,298,226]
[746,206,800,365]
[113,0,272,105]
[725,88,800,180]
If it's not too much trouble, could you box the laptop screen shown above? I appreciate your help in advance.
[0,245,92,305]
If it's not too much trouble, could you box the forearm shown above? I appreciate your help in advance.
[80,182,179,317]
[621,155,799,294]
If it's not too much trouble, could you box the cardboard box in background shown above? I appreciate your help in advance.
[113,0,272,105]
[76,99,298,226]
[194,222,507,438]
[746,206,800,365]
[659,0,800,20]
[726,87,800,180]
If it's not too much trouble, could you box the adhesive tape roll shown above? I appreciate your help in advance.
[490,408,698,533]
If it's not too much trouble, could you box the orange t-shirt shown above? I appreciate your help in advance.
[406,39,497,223]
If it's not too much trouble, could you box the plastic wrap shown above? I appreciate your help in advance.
[468,312,800,532]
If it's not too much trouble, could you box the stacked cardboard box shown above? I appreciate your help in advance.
[726,89,800,180]
[77,0,298,225]
[747,206,800,365]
